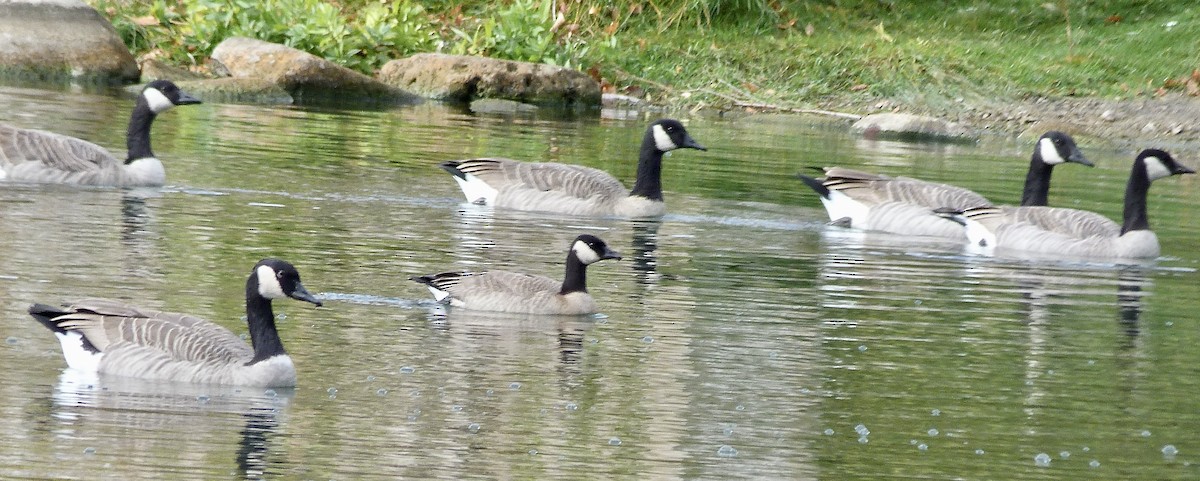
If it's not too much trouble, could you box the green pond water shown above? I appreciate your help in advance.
[1,85,1199,480]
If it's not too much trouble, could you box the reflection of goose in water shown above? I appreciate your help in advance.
[48,369,292,480]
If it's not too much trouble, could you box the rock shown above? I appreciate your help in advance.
[0,0,138,83]
[138,57,210,82]
[208,37,421,106]
[851,113,975,142]
[469,98,538,115]
[377,53,600,108]
[1100,109,1117,122]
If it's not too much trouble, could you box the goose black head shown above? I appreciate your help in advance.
[571,235,622,265]
[253,258,322,306]
[648,119,707,153]
[1037,131,1091,166]
[142,79,202,114]
[1139,149,1195,181]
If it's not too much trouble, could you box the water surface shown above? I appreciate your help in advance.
[1,86,1199,479]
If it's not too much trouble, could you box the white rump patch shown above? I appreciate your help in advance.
[425,285,452,303]
[573,240,602,264]
[451,172,498,205]
[961,216,997,253]
[818,190,871,228]
[256,265,287,299]
[1143,156,1172,181]
[54,331,102,372]
[124,157,166,186]
[1038,137,1065,165]
[143,87,176,114]
[652,124,677,151]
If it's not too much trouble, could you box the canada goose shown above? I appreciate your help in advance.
[28,258,321,387]
[0,79,201,186]
[797,131,1091,237]
[438,119,706,217]
[410,234,622,315]
[941,149,1193,259]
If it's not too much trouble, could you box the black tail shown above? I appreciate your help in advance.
[409,275,435,287]
[28,303,69,333]
[932,207,966,226]
[796,174,831,199]
[438,161,466,180]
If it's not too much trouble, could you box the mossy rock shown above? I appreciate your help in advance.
[0,0,138,84]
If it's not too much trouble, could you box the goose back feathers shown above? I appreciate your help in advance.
[439,119,705,217]
[798,131,1091,237]
[411,234,621,315]
[951,149,1193,259]
[29,259,321,387]
[0,79,200,186]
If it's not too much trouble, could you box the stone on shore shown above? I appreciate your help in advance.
[206,37,421,105]
[378,53,600,108]
[851,113,975,142]
[0,0,138,83]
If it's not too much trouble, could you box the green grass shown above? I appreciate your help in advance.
[88,0,1200,109]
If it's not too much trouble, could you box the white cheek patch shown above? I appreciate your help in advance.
[1143,156,1172,181]
[256,265,287,299]
[1038,138,1065,164]
[572,240,602,265]
[143,87,176,114]
[652,124,677,151]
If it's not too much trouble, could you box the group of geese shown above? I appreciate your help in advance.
[6,80,1189,389]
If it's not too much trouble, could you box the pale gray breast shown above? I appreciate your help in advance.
[991,222,1157,258]
[994,206,1121,239]
[0,124,123,184]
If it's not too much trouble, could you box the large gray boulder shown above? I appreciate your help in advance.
[851,113,975,142]
[207,37,421,105]
[378,53,600,108]
[0,0,138,83]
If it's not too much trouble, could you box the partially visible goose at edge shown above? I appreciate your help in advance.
[940,149,1194,259]
[410,234,622,315]
[796,131,1092,238]
[438,119,706,218]
[0,79,201,187]
[28,258,322,387]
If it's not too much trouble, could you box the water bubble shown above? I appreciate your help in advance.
[196,395,210,403]
[1059,451,1070,459]
[5,337,18,344]
[376,388,389,396]
[858,345,868,352]
[399,366,415,374]
[486,389,495,396]
[1034,453,1051,467]
[717,445,738,457]
[451,405,463,412]
[1166,321,1174,327]
[917,443,928,451]
[565,403,578,411]
[1141,430,1152,437]
[910,439,918,445]
[858,436,869,444]
[931,409,940,416]
[641,336,654,344]
[1087,360,1095,365]
[264,389,277,398]
[1089,460,1101,468]
[914,299,922,305]
[928,428,939,436]
[528,449,538,455]
[1163,445,1179,457]
[467,423,481,433]
[83,447,96,455]
[823,429,835,436]
[975,449,985,455]
[366,375,376,382]
[799,388,811,395]
[608,437,622,446]
[1082,446,1090,452]
[854,424,870,436]
[723,426,735,436]
[735,405,745,411]
[327,387,338,395]
[509,382,521,390]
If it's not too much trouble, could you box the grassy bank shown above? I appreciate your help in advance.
[90,1,1199,112]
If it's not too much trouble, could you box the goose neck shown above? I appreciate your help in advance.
[628,133,666,201]
[245,278,287,364]
[1020,154,1054,206]
[125,98,157,163]
[559,250,589,295]
[1121,163,1152,235]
